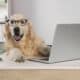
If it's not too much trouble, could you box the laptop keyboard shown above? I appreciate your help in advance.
[28,45,52,61]
[39,57,49,61]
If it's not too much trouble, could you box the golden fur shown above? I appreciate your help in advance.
[4,14,49,60]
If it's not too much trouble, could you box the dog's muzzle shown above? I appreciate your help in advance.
[13,27,23,41]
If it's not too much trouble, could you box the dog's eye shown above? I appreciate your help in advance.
[10,20,15,24]
[21,20,25,24]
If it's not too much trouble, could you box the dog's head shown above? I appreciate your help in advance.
[5,14,33,42]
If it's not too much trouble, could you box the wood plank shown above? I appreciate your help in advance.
[0,70,80,80]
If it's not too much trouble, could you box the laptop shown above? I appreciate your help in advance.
[29,24,80,63]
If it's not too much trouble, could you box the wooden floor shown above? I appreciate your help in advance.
[0,70,80,80]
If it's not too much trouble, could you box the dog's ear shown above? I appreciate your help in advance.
[4,20,11,40]
[27,21,35,40]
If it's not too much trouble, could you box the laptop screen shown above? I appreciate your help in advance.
[50,24,80,62]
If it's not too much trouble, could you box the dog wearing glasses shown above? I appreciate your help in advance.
[4,14,49,62]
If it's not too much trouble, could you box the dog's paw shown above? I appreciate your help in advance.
[15,56,25,63]
[38,46,50,57]
[7,48,25,62]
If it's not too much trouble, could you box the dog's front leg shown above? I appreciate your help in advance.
[4,23,12,40]
[6,48,24,62]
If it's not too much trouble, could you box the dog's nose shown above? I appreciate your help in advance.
[14,27,20,36]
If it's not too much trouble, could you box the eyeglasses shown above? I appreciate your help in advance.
[6,19,28,26]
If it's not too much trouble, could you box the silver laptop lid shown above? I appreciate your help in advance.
[49,24,80,63]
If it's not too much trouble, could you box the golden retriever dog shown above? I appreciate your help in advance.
[4,14,50,62]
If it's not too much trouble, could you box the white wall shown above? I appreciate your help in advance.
[8,0,80,45]
[56,0,80,23]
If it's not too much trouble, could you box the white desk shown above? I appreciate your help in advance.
[0,54,80,69]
